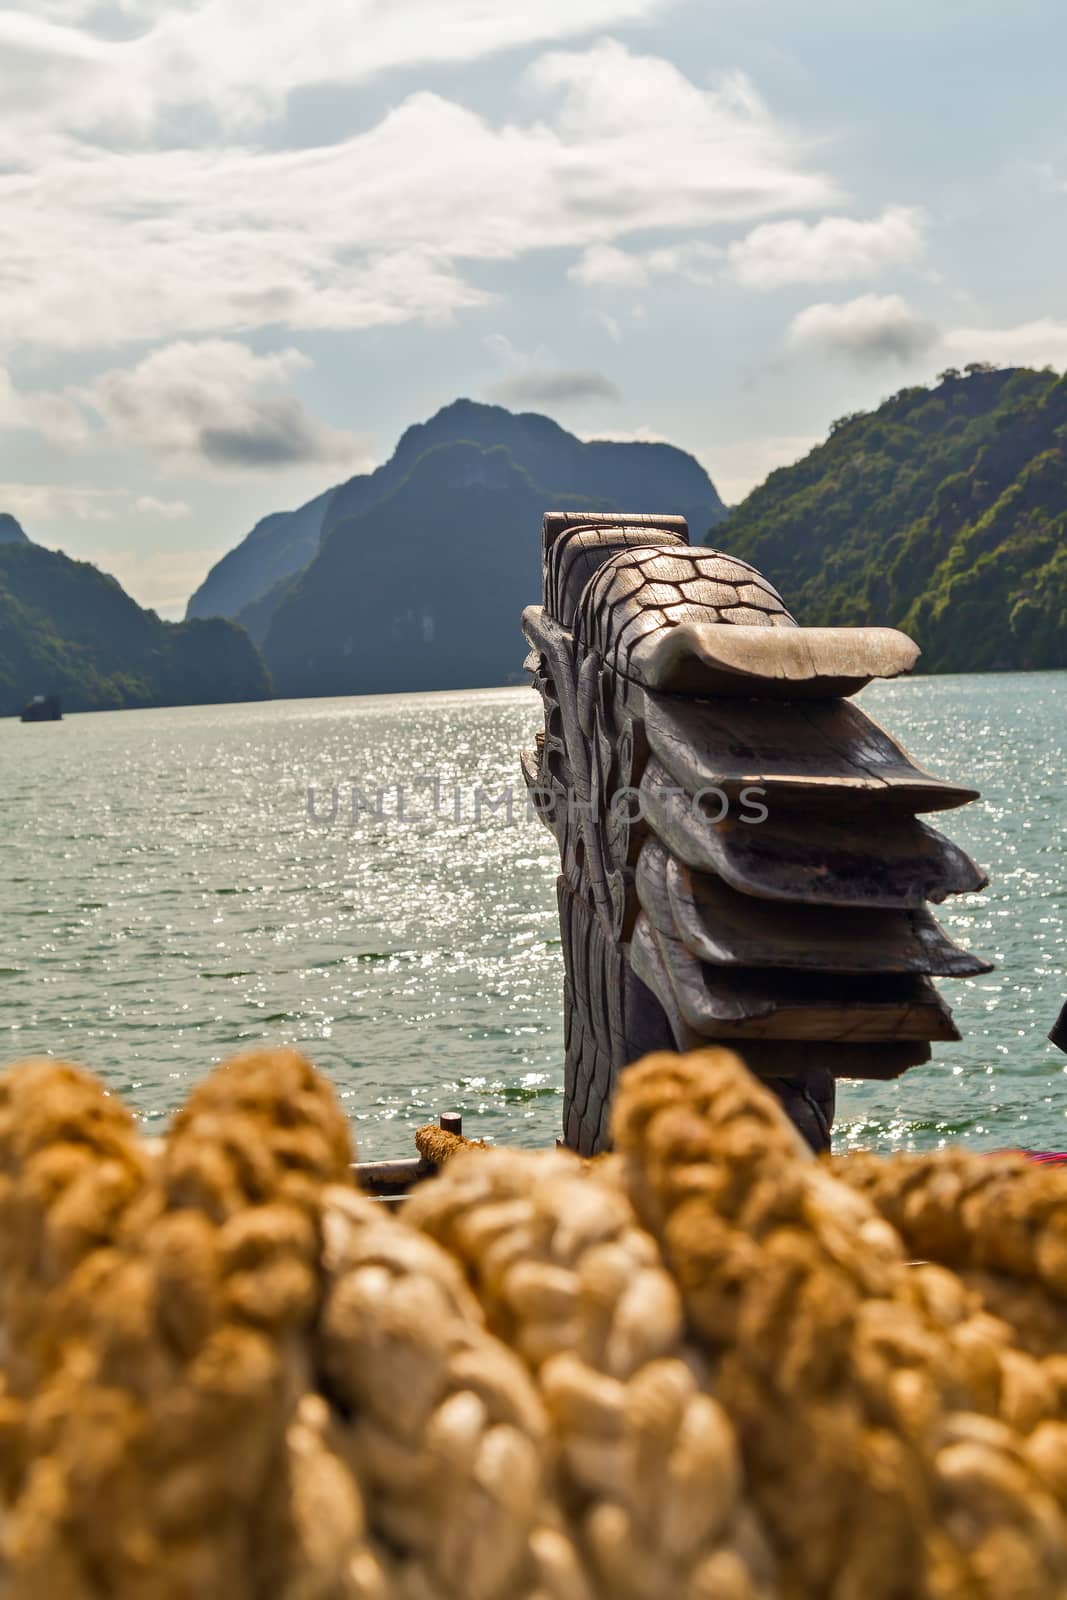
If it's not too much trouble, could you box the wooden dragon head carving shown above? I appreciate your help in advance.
[521,512,991,1154]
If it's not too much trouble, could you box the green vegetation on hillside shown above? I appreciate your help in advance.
[715,365,1067,672]
[0,542,271,716]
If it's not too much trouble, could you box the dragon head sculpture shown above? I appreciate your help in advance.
[521,512,991,1155]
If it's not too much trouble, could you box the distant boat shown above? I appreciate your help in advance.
[20,694,62,723]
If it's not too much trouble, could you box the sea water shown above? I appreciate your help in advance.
[1,674,1063,1157]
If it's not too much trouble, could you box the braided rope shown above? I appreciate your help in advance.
[0,1047,1063,1599]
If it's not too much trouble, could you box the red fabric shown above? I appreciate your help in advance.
[990,1150,1067,1164]
[978,1149,1067,1164]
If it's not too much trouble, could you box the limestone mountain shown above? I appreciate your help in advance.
[715,366,1067,672]
[186,399,726,640]
[0,538,270,716]
[0,513,30,545]
[263,441,601,697]
[186,487,335,625]
[320,399,725,547]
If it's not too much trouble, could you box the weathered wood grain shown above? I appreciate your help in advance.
[575,547,796,678]
[558,876,628,1156]
[638,900,960,1042]
[650,848,992,977]
[639,757,987,908]
[523,509,990,1155]
[542,511,687,573]
[632,621,919,698]
[643,693,980,814]
[548,525,684,628]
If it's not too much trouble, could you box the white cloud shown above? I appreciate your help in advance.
[792,305,1067,378]
[0,368,23,425]
[728,205,926,289]
[0,0,675,143]
[582,423,673,443]
[0,482,120,524]
[644,242,721,285]
[941,318,1067,371]
[486,369,621,405]
[570,244,651,289]
[570,238,721,288]
[83,340,369,469]
[787,293,938,366]
[1028,161,1067,195]
[3,343,364,467]
[484,330,622,406]
[135,495,191,520]
[0,364,87,442]
[0,42,838,354]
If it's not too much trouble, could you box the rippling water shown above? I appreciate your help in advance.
[1,674,1064,1157]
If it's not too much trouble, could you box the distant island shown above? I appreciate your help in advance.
[4,371,1065,716]
[188,398,727,698]
[715,364,1067,672]
[1,403,724,715]
[0,524,270,717]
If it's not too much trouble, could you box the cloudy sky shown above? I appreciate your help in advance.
[3,0,1066,616]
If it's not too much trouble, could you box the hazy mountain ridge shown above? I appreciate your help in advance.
[262,439,606,697]
[187,399,726,633]
[10,368,1065,713]
[714,365,1067,672]
[0,541,271,715]
[0,514,30,545]
[186,486,336,622]
[322,399,725,543]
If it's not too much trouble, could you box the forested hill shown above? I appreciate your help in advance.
[187,399,726,631]
[0,540,271,715]
[714,366,1067,672]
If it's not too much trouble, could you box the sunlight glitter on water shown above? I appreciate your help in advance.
[0,674,1064,1157]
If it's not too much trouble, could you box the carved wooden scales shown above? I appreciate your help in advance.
[521,512,992,1154]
